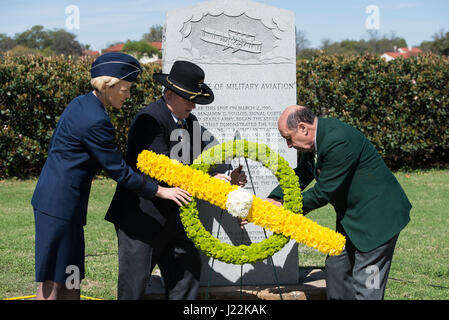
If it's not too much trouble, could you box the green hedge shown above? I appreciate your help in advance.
[0,54,161,178]
[1,53,448,178]
[296,54,449,169]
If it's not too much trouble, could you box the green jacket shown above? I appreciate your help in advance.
[269,117,411,252]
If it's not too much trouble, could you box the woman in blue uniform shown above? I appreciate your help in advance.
[31,52,191,300]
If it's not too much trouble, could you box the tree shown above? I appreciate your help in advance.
[366,31,407,54]
[122,40,159,59]
[0,34,17,52]
[319,31,407,56]
[295,28,310,55]
[297,48,322,60]
[320,38,333,51]
[8,25,83,56]
[6,45,40,56]
[50,29,82,56]
[420,29,449,56]
[142,25,163,42]
[14,25,52,50]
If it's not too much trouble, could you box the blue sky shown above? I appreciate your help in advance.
[0,0,448,51]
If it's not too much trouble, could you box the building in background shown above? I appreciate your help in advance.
[381,47,423,62]
[97,42,162,64]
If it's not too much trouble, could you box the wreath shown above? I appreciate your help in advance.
[180,140,297,264]
[137,140,346,265]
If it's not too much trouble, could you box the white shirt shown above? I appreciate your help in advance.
[171,113,180,125]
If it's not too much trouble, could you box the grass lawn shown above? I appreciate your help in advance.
[0,170,448,300]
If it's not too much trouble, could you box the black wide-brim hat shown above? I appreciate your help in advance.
[153,60,214,105]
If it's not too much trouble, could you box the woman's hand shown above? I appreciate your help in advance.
[212,173,231,183]
[264,198,283,207]
[237,217,249,229]
[156,186,192,206]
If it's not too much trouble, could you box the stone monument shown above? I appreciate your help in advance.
[162,0,298,286]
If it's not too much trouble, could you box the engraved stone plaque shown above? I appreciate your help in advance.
[163,0,298,286]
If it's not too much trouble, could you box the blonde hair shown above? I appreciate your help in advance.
[91,76,121,92]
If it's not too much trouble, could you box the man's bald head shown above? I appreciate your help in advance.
[279,105,316,131]
[278,105,317,152]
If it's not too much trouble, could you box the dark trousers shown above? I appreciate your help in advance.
[325,233,399,300]
[115,219,202,300]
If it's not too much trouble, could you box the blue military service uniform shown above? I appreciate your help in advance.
[31,53,157,283]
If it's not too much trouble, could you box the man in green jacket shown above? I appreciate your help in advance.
[266,105,411,299]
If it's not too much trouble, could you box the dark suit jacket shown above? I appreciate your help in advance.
[268,117,411,252]
[105,97,228,240]
[31,92,157,226]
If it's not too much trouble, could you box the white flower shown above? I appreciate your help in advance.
[226,187,253,219]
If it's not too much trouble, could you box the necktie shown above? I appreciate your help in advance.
[176,119,188,162]
[177,119,186,142]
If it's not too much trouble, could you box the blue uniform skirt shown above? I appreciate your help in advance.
[34,209,85,283]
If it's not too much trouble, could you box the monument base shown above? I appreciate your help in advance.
[144,268,326,300]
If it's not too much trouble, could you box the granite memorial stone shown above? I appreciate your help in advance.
[162,0,298,286]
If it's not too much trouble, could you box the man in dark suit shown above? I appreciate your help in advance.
[265,105,411,299]
[105,61,245,300]
[31,53,191,300]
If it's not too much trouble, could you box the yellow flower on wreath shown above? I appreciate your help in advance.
[137,140,346,258]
